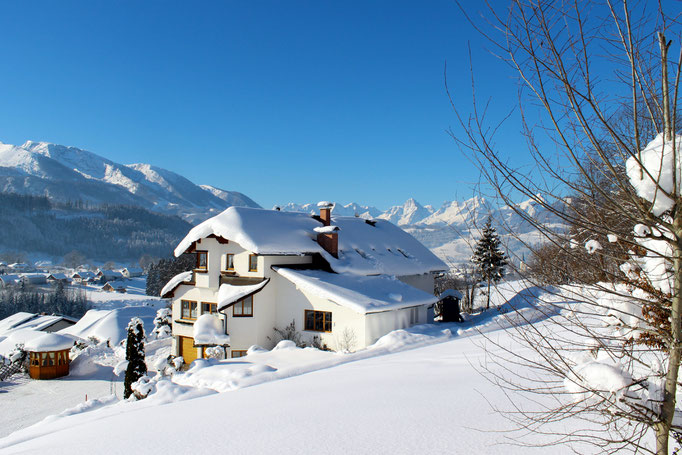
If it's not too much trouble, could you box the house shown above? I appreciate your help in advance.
[71,271,96,284]
[102,282,126,293]
[95,269,124,283]
[8,263,33,272]
[0,274,21,288]
[20,273,48,285]
[163,203,447,364]
[47,273,71,284]
[121,267,143,278]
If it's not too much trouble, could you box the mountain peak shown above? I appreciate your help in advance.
[0,138,261,223]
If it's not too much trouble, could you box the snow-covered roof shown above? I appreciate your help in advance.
[217,279,269,311]
[274,268,439,314]
[175,207,447,276]
[47,273,69,280]
[0,329,44,357]
[160,271,194,298]
[58,307,157,345]
[97,269,123,279]
[440,289,463,300]
[329,216,447,275]
[192,314,231,346]
[20,273,47,283]
[0,312,78,337]
[0,312,37,334]
[0,274,21,284]
[24,332,75,352]
[72,271,95,279]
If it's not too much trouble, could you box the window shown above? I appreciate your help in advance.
[202,302,217,314]
[57,351,67,366]
[195,251,208,272]
[30,352,39,366]
[41,352,55,367]
[304,310,332,332]
[181,300,198,320]
[225,254,235,271]
[231,350,248,358]
[233,295,253,317]
[248,254,258,272]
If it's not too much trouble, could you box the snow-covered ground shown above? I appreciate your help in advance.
[0,281,601,454]
[0,279,170,438]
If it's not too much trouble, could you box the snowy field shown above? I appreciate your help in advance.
[0,281,605,454]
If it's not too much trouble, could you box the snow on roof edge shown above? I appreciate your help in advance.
[160,271,193,298]
[274,268,438,314]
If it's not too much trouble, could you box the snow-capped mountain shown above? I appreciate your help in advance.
[280,196,566,266]
[0,140,260,222]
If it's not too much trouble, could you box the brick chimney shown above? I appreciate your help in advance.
[318,201,333,226]
[316,202,338,258]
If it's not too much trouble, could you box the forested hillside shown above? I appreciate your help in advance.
[0,193,191,262]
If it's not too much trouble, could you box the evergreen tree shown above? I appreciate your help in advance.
[471,217,508,310]
[145,254,195,296]
[123,318,147,399]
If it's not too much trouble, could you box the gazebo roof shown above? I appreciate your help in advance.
[24,333,75,352]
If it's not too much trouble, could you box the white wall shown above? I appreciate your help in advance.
[364,305,428,346]
[397,273,435,294]
[270,272,367,352]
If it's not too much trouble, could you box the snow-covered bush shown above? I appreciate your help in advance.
[269,320,305,348]
[151,308,172,339]
[337,328,357,353]
[131,375,154,400]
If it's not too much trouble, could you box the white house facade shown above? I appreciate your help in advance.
[162,204,447,364]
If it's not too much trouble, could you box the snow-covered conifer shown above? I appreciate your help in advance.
[123,318,147,399]
[471,217,507,310]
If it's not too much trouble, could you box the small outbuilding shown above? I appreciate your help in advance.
[437,289,464,323]
[24,333,74,379]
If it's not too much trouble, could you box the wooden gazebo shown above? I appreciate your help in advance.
[24,333,74,379]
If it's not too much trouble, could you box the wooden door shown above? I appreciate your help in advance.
[179,336,198,365]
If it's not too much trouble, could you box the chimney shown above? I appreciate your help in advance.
[316,202,338,258]
[318,201,333,226]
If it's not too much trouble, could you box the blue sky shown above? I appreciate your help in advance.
[0,1,524,210]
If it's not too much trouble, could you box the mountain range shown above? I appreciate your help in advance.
[0,140,260,223]
[0,139,563,266]
[280,197,567,266]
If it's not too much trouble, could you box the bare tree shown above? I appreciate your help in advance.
[450,1,682,453]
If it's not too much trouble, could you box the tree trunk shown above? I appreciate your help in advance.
[659,217,682,455]
[486,277,491,310]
